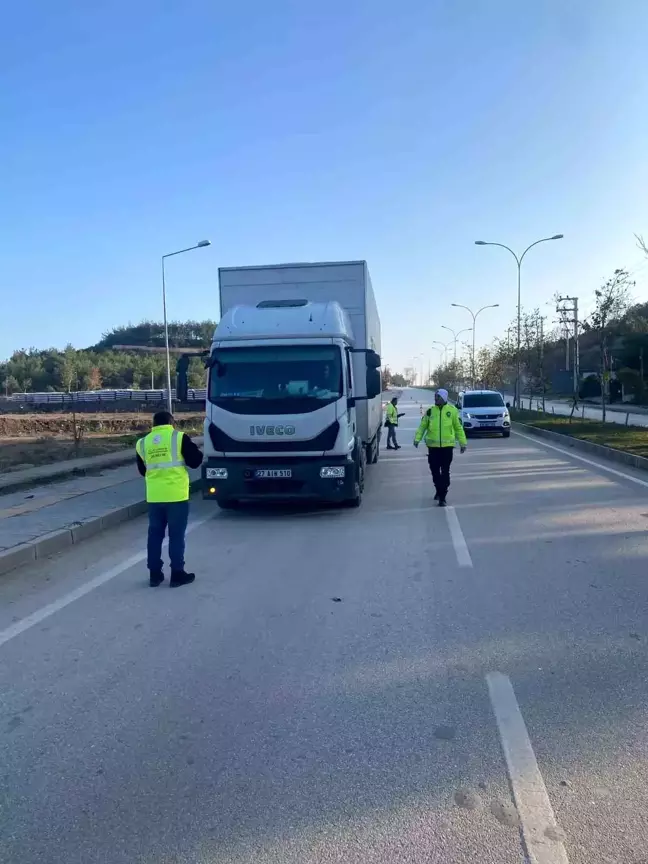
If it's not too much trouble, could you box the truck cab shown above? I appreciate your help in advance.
[203,297,381,507]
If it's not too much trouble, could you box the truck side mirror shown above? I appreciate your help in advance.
[366,350,381,369]
[366,368,381,399]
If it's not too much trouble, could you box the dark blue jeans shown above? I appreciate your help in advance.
[147,501,189,573]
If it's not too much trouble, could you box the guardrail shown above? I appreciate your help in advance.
[1,389,207,405]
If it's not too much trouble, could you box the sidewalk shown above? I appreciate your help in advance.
[0,448,135,495]
[0,444,203,576]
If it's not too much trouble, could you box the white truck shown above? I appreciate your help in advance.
[202,261,382,508]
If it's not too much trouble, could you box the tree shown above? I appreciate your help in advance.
[585,269,633,420]
[87,367,103,390]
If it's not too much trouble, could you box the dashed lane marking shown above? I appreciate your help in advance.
[487,672,569,864]
[444,506,473,567]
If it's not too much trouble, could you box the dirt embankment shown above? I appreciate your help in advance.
[0,413,204,473]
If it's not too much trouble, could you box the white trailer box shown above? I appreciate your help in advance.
[218,261,382,447]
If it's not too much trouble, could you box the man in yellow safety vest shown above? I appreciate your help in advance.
[136,411,203,587]
[414,389,466,506]
[385,396,404,450]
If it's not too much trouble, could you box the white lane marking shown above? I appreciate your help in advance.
[513,430,648,489]
[487,672,569,864]
[444,506,473,567]
[0,513,214,650]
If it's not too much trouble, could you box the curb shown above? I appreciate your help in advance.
[0,436,205,497]
[0,477,203,578]
[512,422,648,473]
[0,451,135,496]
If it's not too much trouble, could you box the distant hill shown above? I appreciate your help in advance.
[92,320,217,351]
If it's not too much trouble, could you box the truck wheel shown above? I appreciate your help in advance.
[217,498,240,510]
[346,481,362,508]
[367,438,379,464]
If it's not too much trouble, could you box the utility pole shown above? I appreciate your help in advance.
[538,315,546,412]
[556,296,579,402]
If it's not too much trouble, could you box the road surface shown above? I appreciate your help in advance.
[1,388,647,863]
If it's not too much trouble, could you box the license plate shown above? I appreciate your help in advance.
[479,421,493,427]
[254,469,292,479]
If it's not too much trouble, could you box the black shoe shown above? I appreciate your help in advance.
[438,498,447,507]
[395,445,402,450]
[149,571,164,588]
[386,446,395,450]
[433,492,439,501]
[170,570,196,588]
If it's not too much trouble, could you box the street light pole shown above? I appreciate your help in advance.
[441,326,473,363]
[161,240,211,413]
[475,235,563,408]
[451,303,499,388]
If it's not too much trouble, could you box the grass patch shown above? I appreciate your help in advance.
[511,408,648,459]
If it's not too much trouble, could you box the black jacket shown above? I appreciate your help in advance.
[136,431,203,477]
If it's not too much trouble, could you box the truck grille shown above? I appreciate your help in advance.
[209,421,340,453]
[243,479,304,495]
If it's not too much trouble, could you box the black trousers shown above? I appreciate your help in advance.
[427,447,454,498]
[386,423,398,448]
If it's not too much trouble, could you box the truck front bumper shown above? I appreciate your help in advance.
[202,456,356,503]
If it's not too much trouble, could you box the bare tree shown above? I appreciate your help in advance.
[588,269,634,421]
[636,234,648,258]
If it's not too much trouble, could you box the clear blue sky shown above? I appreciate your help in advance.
[2,0,647,371]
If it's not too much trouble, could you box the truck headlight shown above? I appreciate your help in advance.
[320,466,345,479]
[206,467,228,479]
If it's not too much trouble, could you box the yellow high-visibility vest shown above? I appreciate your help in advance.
[136,425,189,503]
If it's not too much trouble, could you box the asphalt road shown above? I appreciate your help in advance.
[1,388,647,863]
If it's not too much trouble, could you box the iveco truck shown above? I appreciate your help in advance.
[202,261,382,508]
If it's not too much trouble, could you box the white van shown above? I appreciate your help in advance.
[456,390,511,438]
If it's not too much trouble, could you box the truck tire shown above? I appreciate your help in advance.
[346,442,365,507]
[216,498,240,510]
[367,437,379,464]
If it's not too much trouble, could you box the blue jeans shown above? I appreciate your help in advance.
[147,501,189,573]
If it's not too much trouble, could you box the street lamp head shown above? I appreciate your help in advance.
[474,241,487,246]
[197,240,211,247]
[551,234,564,240]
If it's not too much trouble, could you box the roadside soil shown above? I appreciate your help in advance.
[0,413,204,473]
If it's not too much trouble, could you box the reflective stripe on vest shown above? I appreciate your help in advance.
[138,430,185,469]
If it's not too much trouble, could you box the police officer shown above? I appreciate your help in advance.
[136,411,204,587]
[385,396,404,450]
[413,388,466,506]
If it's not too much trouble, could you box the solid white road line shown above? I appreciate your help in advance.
[444,506,473,567]
[0,513,215,650]
[513,429,648,489]
[487,672,569,864]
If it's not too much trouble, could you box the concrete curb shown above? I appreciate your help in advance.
[0,478,203,578]
[0,436,205,496]
[0,451,135,496]
[512,422,648,473]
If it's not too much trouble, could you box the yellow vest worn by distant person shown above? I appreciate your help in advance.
[136,425,189,503]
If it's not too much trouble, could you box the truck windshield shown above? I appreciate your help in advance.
[463,393,505,408]
[209,346,343,413]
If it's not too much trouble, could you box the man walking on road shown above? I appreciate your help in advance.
[385,396,404,450]
[136,411,203,587]
[414,388,466,506]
